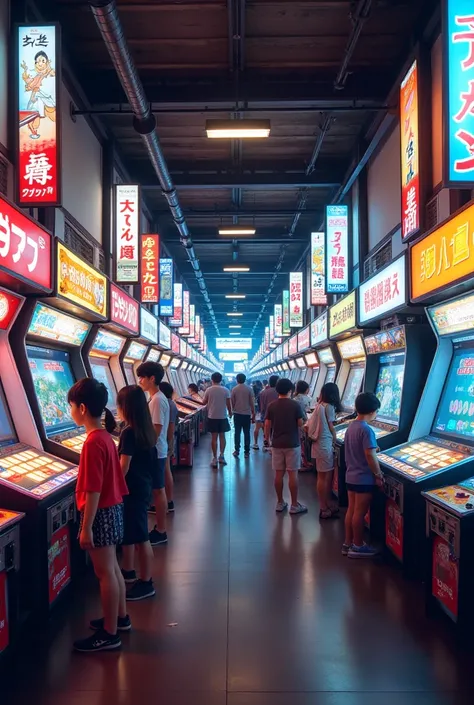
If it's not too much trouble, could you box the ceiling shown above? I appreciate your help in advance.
[36,0,436,342]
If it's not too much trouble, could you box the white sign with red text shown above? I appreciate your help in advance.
[116,185,139,283]
[289,272,303,328]
[325,205,349,294]
[358,257,406,325]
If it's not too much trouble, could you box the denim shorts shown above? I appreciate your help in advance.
[150,456,166,490]
[346,483,375,494]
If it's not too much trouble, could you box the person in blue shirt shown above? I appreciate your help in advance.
[343,392,383,559]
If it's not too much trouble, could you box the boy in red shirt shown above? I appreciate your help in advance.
[68,378,129,653]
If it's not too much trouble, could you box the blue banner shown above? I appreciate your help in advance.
[159,258,174,316]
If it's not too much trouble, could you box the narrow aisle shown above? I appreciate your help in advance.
[6,437,472,705]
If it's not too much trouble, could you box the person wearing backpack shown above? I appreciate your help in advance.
[305,382,341,519]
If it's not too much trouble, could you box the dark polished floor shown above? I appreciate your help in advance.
[6,436,474,705]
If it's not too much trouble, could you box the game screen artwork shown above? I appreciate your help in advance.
[341,366,365,411]
[124,366,135,386]
[375,354,405,425]
[91,362,117,412]
[27,347,77,434]
[325,367,336,385]
[434,346,474,442]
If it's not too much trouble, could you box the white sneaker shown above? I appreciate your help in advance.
[276,501,288,512]
[252,444,259,450]
[290,502,308,515]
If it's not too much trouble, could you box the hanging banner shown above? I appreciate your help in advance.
[282,289,290,335]
[274,304,283,337]
[188,304,195,339]
[140,234,159,304]
[269,314,275,343]
[311,232,327,305]
[159,258,173,316]
[115,185,140,283]
[17,25,61,208]
[178,290,190,336]
[264,326,270,353]
[289,272,303,328]
[199,326,204,351]
[169,282,183,327]
[444,1,474,185]
[400,61,420,240]
[325,205,349,293]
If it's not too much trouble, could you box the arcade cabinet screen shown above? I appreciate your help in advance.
[90,361,118,412]
[326,367,336,384]
[434,344,474,442]
[374,353,405,425]
[341,366,365,411]
[124,366,136,386]
[0,382,17,448]
[27,347,78,436]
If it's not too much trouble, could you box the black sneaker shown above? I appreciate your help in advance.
[167,501,175,513]
[149,526,168,546]
[121,569,136,584]
[244,451,250,458]
[90,615,132,632]
[126,579,156,602]
[148,505,156,514]
[73,629,121,653]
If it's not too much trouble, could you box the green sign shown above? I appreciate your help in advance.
[282,290,290,335]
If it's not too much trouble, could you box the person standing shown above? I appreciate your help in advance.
[257,375,279,451]
[159,381,178,513]
[136,361,170,546]
[264,378,307,515]
[202,372,232,468]
[231,373,255,458]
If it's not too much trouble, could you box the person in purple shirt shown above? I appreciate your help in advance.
[256,375,279,452]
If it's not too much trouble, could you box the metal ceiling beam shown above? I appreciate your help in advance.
[142,174,339,189]
[166,237,309,244]
[155,209,321,218]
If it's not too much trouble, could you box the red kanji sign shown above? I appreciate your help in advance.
[140,234,159,304]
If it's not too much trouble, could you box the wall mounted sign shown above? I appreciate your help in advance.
[297,326,310,352]
[57,242,106,317]
[400,60,420,239]
[219,352,249,362]
[17,24,61,207]
[282,289,290,334]
[310,311,328,347]
[288,334,298,356]
[115,184,139,283]
[358,256,406,325]
[159,258,174,316]
[325,205,349,293]
[329,290,356,338]
[110,283,139,334]
[289,272,303,327]
[140,234,159,304]
[311,232,327,305]
[178,290,190,336]
[158,320,171,349]
[169,282,183,327]
[140,307,158,344]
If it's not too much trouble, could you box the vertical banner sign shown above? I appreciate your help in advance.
[269,315,275,343]
[289,272,303,328]
[169,283,183,327]
[274,304,283,337]
[140,234,159,303]
[400,61,420,240]
[159,258,174,316]
[179,290,190,335]
[17,25,61,207]
[264,326,270,353]
[325,205,349,293]
[188,304,196,339]
[445,1,474,185]
[282,289,290,335]
[115,185,140,283]
[311,232,327,305]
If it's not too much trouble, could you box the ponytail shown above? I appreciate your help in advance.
[103,407,117,434]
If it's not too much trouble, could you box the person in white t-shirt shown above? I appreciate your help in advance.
[137,361,170,546]
[203,372,232,468]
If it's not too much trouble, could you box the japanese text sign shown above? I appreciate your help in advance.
[445,1,474,184]
[171,333,180,354]
[428,292,474,336]
[179,290,190,336]
[269,314,274,342]
[289,335,298,356]
[297,326,310,352]
[159,320,171,349]
[159,258,174,316]
[140,306,158,344]
[329,291,356,338]
[311,232,327,305]
[115,185,139,283]
[219,352,248,362]
[325,205,349,293]
[57,242,107,318]
[410,201,474,301]
[188,304,195,339]
[169,283,183,327]
[180,339,187,357]
[358,256,406,325]
[264,327,270,352]
[289,272,303,327]
[311,311,328,347]
[274,304,283,337]
[282,289,290,334]
[400,61,420,239]
[0,194,51,290]
[110,283,139,334]
[140,234,159,304]
[17,25,61,208]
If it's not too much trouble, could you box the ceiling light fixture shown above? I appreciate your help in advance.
[225,294,246,299]
[219,227,256,236]
[223,266,250,272]
[229,325,242,328]
[206,119,271,139]
[227,312,243,317]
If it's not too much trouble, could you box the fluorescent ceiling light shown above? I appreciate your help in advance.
[223,266,250,272]
[227,312,243,317]
[206,119,271,139]
[219,227,256,236]
[229,325,241,328]
[225,294,246,299]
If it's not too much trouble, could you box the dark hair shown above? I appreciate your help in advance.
[236,373,246,384]
[136,361,164,385]
[116,385,156,449]
[269,375,279,388]
[296,380,310,395]
[34,51,49,62]
[188,383,199,393]
[276,378,293,396]
[320,382,342,413]
[159,381,174,399]
[262,379,268,386]
[68,377,110,420]
[211,372,223,384]
[355,392,381,415]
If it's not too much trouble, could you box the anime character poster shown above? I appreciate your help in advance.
[17,25,60,207]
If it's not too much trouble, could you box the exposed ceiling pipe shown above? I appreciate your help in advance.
[334,0,374,91]
[88,0,219,334]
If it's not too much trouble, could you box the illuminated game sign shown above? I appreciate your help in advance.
[400,61,420,240]
[329,291,356,338]
[92,329,124,355]
[428,293,474,337]
[110,283,139,334]
[57,242,107,318]
[126,342,147,361]
[289,335,298,356]
[410,201,474,301]
[17,25,61,208]
[159,258,174,316]
[219,352,248,362]
[311,311,328,347]
[0,194,52,290]
[274,304,283,337]
[444,1,474,185]
[264,327,270,352]
[169,283,183,327]
[282,289,290,335]
[171,333,179,354]
[311,232,327,305]
[29,302,90,346]
[216,338,252,350]
[179,290,190,336]
[159,320,171,349]
[297,326,310,352]
[140,234,159,304]
[0,290,23,331]
[140,307,158,344]
[289,272,303,327]
[115,184,139,283]
[326,205,349,293]
[180,339,187,357]
[337,335,365,360]
[358,256,406,325]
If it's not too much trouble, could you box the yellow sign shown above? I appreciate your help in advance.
[329,291,356,337]
[57,242,107,317]
[411,202,474,301]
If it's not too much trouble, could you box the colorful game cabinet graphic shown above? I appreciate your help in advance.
[48,523,71,604]
[432,535,458,619]
[385,498,403,560]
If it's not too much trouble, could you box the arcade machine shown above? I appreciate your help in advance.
[309,311,339,406]
[0,510,23,663]
[303,352,320,400]
[294,356,307,384]
[379,291,474,577]
[121,340,148,385]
